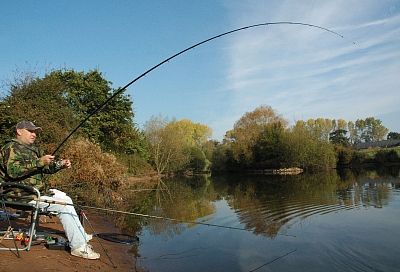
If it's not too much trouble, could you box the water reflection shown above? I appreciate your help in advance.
[126,166,400,239]
[132,166,400,272]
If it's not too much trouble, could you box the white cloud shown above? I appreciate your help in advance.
[209,0,400,139]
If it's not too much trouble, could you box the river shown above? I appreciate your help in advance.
[131,167,400,272]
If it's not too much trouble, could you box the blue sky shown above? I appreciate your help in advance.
[1,0,399,140]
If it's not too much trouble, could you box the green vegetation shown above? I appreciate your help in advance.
[211,106,337,172]
[144,116,212,174]
[356,146,400,164]
[1,69,399,213]
[0,70,152,212]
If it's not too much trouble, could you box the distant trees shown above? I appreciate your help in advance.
[387,132,400,140]
[1,68,394,177]
[144,116,188,174]
[329,129,349,147]
[209,105,394,172]
[252,122,286,169]
[283,122,336,170]
[225,105,287,163]
[144,117,212,174]
[355,117,388,143]
[293,117,388,145]
[213,106,336,171]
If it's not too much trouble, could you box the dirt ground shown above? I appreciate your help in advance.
[0,211,142,272]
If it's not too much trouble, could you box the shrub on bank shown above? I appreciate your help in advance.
[375,149,400,164]
[335,146,355,166]
[116,153,154,176]
[49,138,128,207]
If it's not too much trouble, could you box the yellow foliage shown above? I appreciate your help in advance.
[165,119,212,147]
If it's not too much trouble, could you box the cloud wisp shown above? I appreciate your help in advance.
[210,1,400,139]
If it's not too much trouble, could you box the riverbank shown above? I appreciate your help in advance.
[0,211,141,272]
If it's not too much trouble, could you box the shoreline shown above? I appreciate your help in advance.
[0,210,141,272]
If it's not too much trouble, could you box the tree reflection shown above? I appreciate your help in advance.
[123,167,399,240]
[213,169,399,238]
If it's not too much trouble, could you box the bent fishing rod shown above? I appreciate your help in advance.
[52,21,346,155]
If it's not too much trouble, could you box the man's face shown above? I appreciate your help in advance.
[16,128,37,145]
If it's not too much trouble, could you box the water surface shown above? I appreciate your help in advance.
[132,168,400,272]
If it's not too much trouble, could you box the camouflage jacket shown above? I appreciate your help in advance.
[0,139,63,198]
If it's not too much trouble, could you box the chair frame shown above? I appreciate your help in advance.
[0,182,41,254]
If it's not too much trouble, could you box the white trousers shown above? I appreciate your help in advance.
[30,189,88,250]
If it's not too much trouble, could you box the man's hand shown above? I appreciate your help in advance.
[41,155,55,166]
[61,159,72,169]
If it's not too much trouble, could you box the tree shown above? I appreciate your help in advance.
[210,143,230,172]
[387,132,400,140]
[347,121,359,144]
[165,119,212,148]
[188,146,210,172]
[356,117,388,142]
[304,118,335,141]
[0,72,77,152]
[202,140,218,162]
[144,117,211,174]
[0,69,146,157]
[336,119,347,130]
[49,70,144,155]
[252,123,285,168]
[329,129,349,146]
[282,123,336,170]
[226,105,287,164]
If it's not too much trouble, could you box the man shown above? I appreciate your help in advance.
[0,120,100,259]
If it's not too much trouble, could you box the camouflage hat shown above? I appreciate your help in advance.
[16,121,42,132]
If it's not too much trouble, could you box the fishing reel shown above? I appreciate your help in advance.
[54,159,65,169]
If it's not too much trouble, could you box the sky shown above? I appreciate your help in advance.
[1,0,399,140]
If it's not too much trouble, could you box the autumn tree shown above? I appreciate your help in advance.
[226,105,287,164]
[144,117,212,174]
[303,118,335,141]
[336,119,347,131]
[252,122,286,168]
[355,117,388,142]
[165,119,212,172]
[165,119,212,147]
[282,124,336,170]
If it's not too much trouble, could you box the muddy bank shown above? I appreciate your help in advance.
[0,211,142,272]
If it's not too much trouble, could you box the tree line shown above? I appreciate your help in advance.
[210,105,398,172]
[1,69,398,177]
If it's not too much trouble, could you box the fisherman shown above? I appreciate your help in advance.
[0,120,100,259]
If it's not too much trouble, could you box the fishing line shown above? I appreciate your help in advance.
[52,21,347,155]
[24,197,295,238]
[130,188,166,192]
[0,193,296,237]
[79,204,296,237]
[80,210,117,268]
[248,249,297,272]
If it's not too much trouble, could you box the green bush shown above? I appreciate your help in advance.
[375,149,399,164]
[117,153,154,176]
[336,147,354,166]
[188,147,210,172]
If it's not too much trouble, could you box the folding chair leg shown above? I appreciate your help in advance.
[0,200,20,257]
